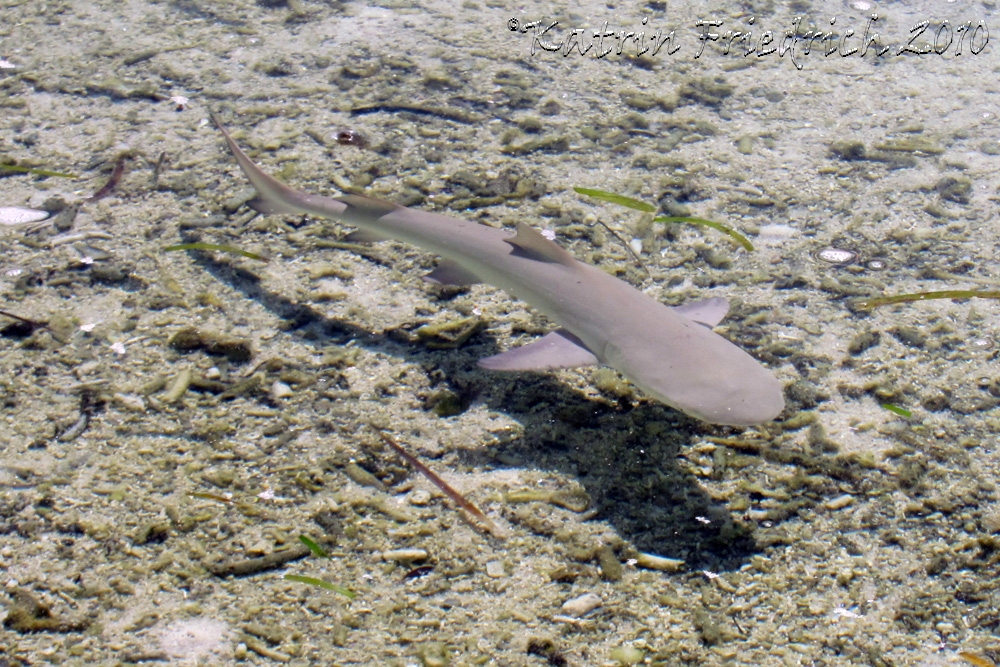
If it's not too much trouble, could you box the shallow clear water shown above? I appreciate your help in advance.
[1,0,999,664]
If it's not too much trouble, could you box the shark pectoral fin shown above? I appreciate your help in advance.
[424,259,481,286]
[504,222,578,266]
[671,297,730,328]
[478,329,599,371]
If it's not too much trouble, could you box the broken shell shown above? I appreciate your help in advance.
[844,0,876,11]
[334,128,368,147]
[971,337,994,350]
[0,206,49,225]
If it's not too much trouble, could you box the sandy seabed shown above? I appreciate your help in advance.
[1,0,999,665]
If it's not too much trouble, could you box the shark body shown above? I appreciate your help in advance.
[211,115,784,425]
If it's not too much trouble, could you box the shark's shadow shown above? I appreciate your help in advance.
[181,249,377,346]
[451,371,761,572]
[187,249,760,572]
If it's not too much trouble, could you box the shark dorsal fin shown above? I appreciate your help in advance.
[504,222,577,267]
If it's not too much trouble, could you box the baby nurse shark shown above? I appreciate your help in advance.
[210,114,784,426]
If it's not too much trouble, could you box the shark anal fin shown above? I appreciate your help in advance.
[478,329,599,371]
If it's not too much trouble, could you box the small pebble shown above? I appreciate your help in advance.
[825,494,854,510]
[164,368,192,403]
[485,560,505,578]
[382,548,429,562]
[609,646,645,665]
[635,552,686,572]
[114,393,146,412]
[712,574,738,593]
[561,592,602,617]
[246,539,270,556]
[935,621,956,635]
[408,489,432,506]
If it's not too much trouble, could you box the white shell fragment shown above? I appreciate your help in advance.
[270,381,293,400]
[0,206,49,225]
[813,247,858,266]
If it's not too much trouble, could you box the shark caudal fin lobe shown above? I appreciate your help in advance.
[212,115,447,251]
[210,114,312,216]
[211,114,409,230]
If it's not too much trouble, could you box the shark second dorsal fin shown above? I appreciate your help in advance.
[504,222,577,267]
[336,193,402,221]
[671,297,730,328]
